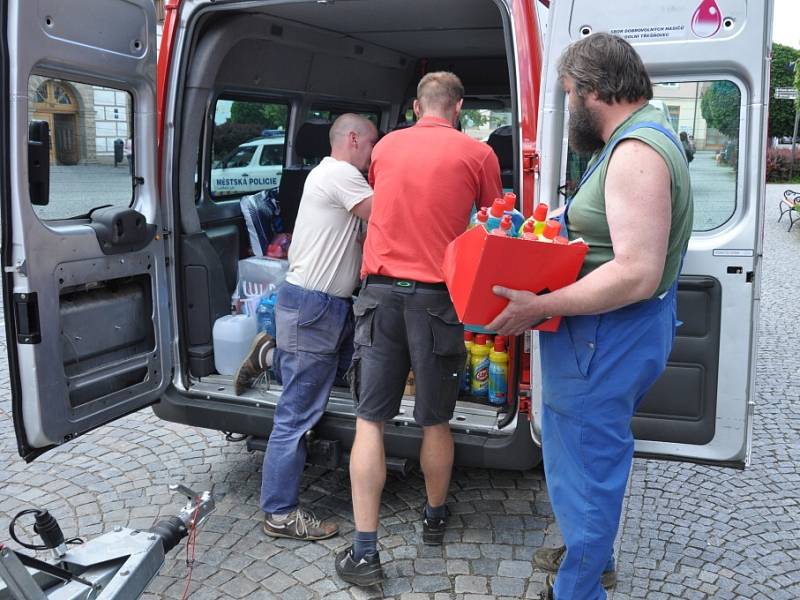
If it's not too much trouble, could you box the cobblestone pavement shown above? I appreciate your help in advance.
[1,184,798,600]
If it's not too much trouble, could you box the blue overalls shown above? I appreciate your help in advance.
[541,123,684,600]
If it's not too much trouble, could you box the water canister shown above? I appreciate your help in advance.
[213,314,257,375]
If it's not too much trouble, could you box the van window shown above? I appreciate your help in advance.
[564,79,741,232]
[309,108,380,126]
[27,76,134,220]
[210,98,289,200]
[462,108,512,141]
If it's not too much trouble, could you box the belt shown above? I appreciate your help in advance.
[364,275,448,292]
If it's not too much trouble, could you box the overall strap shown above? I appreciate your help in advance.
[560,121,686,238]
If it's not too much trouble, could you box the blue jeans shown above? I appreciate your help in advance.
[540,283,678,600]
[260,283,354,515]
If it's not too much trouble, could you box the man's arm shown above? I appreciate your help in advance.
[477,150,503,209]
[487,139,672,335]
[350,195,373,221]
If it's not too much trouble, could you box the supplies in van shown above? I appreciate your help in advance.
[213,314,257,375]
[240,188,284,256]
[234,257,288,314]
[443,206,589,332]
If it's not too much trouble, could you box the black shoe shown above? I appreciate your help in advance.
[334,545,383,587]
[422,506,448,545]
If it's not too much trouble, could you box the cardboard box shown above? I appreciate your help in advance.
[442,226,588,332]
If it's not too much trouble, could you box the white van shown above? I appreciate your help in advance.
[2,0,772,471]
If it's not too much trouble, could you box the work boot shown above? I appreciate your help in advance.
[533,545,617,589]
[233,332,275,395]
[262,507,338,541]
[421,505,448,545]
[334,545,383,586]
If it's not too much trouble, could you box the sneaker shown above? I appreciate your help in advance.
[233,332,275,395]
[539,573,555,600]
[421,506,448,545]
[334,545,383,586]
[262,507,338,541]
[533,545,617,590]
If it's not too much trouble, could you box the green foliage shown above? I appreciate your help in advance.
[212,122,263,162]
[768,44,800,138]
[461,109,489,128]
[230,101,288,130]
[766,147,800,183]
[700,81,741,139]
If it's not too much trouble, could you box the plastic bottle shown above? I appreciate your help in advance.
[470,206,489,231]
[540,220,561,243]
[256,292,277,337]
[503,192,525,232]
[520,220,538,241]
[491,214,514,237]
[488,336,509,406]
[485,199,506,232]
[532,203,549,236]
[470,334,491,397]
[462,331,474,393]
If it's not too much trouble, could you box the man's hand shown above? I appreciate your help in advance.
[486,286,550,336]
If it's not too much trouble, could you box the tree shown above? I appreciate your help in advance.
[229,101,288,130]
[700,81,740,139]
[768,43,800,139]
[461,109,489,128]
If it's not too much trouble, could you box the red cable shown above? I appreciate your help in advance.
[180,499,201,600]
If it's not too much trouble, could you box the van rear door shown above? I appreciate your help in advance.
[1,0,170,461]
[531,0,773,468]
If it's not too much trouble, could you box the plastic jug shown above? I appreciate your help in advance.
[488,336,509,406]
[213,314,258,375]
[470,334,491,397]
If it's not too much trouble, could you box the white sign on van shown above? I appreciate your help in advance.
[609,24,686,41]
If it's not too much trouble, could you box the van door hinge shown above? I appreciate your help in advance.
[4,259,27,276]
[522,149,540,174]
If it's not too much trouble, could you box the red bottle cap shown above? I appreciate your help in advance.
[464,331,474,342]
[503,192,517,211]
[543,220,561,240]
[533,203,549,221]
[489,199,505,217]
[554,236,569,245]
[475,334,487,345]
[494,337,506,352]
[500,215,512,230]
[522,220,535,233]
[476,208,488,223]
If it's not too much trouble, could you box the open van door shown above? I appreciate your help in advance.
[1,0,171,461]
[531,0,773,468]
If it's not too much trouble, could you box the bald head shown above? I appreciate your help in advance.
[329,113,379,172]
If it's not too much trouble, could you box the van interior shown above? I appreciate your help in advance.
[173,0,523,439]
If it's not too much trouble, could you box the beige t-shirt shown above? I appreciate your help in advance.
[285,157,372,297]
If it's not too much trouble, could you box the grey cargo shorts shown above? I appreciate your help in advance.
[348,276,467,426]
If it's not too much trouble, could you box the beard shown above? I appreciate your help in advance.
[568,98,605,154]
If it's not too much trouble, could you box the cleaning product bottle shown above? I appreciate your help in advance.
[532,203,549,236]
[488,336,509,406]
[491,214,514,237]
[256,290,277,337]
[462,331,474,392]
[485,199,506,232]
[520,220,538,241]
[468,206,488,230]
[503,192,525,232]
[470,334,490,397]
[540,220,561,243]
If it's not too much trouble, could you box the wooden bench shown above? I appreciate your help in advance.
[779,189,800,232]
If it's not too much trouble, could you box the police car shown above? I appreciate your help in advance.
[210,134,285,197]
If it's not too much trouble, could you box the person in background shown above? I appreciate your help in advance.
[234,113,378,542]
[334,71,502,586]
[124,137,134,176]
[679,131,694,163]
[486,33,693,600]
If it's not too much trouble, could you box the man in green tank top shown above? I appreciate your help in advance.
[487,33,693,600]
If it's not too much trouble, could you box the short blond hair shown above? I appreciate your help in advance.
[416,71,464,112]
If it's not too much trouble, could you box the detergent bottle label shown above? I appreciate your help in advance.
[488,361,508,406]
[471,356,490,396]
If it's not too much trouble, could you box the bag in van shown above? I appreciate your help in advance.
[240,188,284,256]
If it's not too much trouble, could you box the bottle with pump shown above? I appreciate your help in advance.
[469,207,488,230]
[520,203,550,237]
[470,334,490,397]
[462,331,474,393]
[520,220,538,241]
[488,336,509,406]
[485,199,506,232]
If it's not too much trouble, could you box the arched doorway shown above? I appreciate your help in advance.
[32,80,81,165]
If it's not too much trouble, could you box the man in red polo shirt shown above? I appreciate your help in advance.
[334,71,502,585]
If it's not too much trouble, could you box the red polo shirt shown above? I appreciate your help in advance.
[361,116,502,283]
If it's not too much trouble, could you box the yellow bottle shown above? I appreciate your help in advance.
[470,334,491,397]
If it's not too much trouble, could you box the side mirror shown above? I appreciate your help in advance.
[28,120,50,206]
